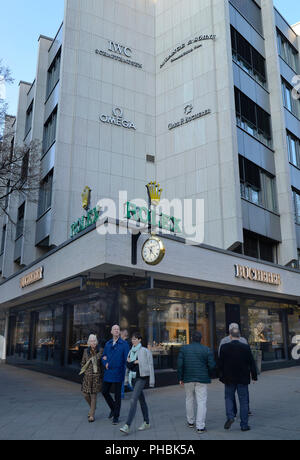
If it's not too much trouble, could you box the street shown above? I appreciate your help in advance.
[0,364,299,440]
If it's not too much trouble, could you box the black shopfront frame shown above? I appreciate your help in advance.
[5,277,300,385]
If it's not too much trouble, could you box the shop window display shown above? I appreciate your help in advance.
[120,288,211,371]
[34,306,63,366]
[11,312,31,360]
[287,308,300,358]
[248,308,285,361]
[68,290,118,370]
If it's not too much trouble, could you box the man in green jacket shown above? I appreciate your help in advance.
[177,331,216,434]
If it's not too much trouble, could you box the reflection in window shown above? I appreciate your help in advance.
[120,289,211,371]
[34,307,63,366]
[248,308,285,361]
[68,291,118,370]
[12,313,30,360]
[287,308,300,358]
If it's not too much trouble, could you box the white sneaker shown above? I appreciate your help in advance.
[120,424,130,434]
[138,422,150,431]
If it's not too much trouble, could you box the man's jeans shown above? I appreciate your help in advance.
[233,386,250,416]
[225,384,249,429]
[126,378,149,427]
[185,382,207,430]
[102,381,123,420]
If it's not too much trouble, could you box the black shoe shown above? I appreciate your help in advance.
[224,419,235,430]
[187,423,195,428]
[197,428,207,434]
[108,411,114,419]
[112,418,119,425]
[248,411,253,416]
[241,426,251,432]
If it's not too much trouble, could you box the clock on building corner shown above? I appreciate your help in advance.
[142,235,166,266]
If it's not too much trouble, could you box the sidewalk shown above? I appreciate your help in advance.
[0,364,299,440]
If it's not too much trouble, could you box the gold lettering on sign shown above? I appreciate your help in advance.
[20,267,43,289]
[234,265,281,286]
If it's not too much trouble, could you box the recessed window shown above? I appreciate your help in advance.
[231,26,267,87]
[239,156,277,213]
[287,131,300,168]
[235,88,272,148]
[46,48,61,99]
[292,188,300,225]
[277,30,299,73]
[0,225,6,255]
[43,107,57,154]
[38,170,54,218]
[25,101,34,138]
[243,230,277,263]
[16,203,25,240]
[282,79,300,119]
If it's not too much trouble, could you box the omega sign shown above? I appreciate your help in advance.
[100,108,136,130]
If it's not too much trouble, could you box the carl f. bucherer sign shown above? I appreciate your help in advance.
[234,264,281,286]
[20,267,43,289]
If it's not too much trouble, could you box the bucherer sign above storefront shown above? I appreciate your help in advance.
[20,267,43,289]
[234,264,281,286]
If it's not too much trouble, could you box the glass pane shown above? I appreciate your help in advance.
[68,290,118,370]
[287,309,300,359]
[34,307,63,366]
[248,308,285,361]
[12,312,30,360]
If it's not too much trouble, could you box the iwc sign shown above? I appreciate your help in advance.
[168,106,211,130]
[100,108,136,130]
[95,40,143,69]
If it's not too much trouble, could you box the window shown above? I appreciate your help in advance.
[277,30,299,73]
[287,131,300,168]
[46,49,61,99]
[282,79,300,119]
[229,0,263,36]
[16,203,25,240]
[239,156,277,212]
[34,307,64,366]
[42,107,57,154]
[21,150,29,183]
[243,230,276,263]
[38,170,53,218]
[231,26,267,87]
[249,307,285,361]
[235,88,272,147]
[0,225,6,255]
[24,101,33,138]
[292,188,300,224]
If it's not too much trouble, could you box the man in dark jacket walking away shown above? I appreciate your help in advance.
[177,331,216,434]
[219,327,258,432]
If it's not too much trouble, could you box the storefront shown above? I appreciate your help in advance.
[4,276,300,385]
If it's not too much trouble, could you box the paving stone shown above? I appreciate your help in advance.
[0,364,299,440]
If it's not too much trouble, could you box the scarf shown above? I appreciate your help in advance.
[128,343,142,386]
[79,349,99,376]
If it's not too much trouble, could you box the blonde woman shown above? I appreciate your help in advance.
[80,335,103,423]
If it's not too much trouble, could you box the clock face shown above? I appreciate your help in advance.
[142,237,165,266]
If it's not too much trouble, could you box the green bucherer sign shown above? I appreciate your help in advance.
[70,202,182,238]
